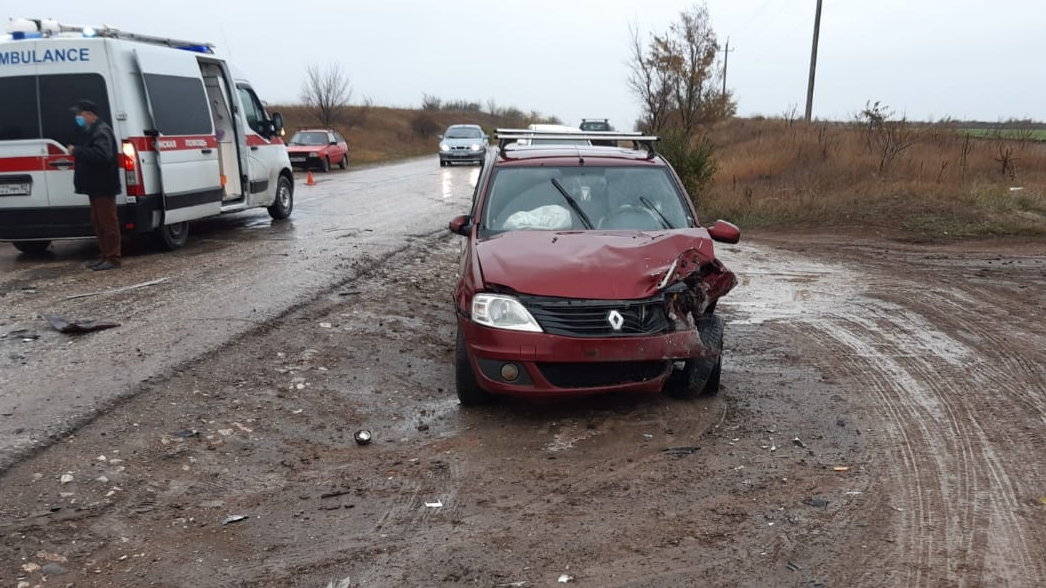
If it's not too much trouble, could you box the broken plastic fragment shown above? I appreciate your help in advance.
[832,466,850,472]
[558,574,574,583]
[354,430,372,445]
[222,514,249,525]
[424,500,443,508]
[43,314,119,333]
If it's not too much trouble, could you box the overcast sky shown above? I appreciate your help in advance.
[16,1,1046,128]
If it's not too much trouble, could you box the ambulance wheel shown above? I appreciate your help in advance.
[321,157,331,173]
[268,175,294,220]
[12,240,51,255]
[157,222,189,250]
[339,155,348,170]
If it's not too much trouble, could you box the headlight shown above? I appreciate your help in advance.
[439,143,450,152]
[472,294,543,332]
[470,143,482,152]
[308,152,319,158]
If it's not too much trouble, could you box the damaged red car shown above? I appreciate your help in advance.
[448,129,740,405]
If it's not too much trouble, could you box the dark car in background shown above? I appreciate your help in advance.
[286,129,348,172]
[447,129,741,405]
[439,124,488,166]
[579,119,617,146]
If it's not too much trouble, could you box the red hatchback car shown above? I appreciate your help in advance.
[448,129,741,405]
[286,129,348,172]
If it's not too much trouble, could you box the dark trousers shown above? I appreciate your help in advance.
[89,195,121,264]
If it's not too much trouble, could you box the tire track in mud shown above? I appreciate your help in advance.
[792,278,1046,586]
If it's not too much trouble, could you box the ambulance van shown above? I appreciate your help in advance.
[0,18,294,254]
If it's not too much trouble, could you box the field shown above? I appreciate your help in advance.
[275,103,1046,240]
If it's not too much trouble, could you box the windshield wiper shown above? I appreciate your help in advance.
[550,179,594,229]
[639,196,674,229]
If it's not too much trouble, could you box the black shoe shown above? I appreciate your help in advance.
[86,259,103,268]
[91,260,121,271]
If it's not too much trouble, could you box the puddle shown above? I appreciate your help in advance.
[716,243,860,325]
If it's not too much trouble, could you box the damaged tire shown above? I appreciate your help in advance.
[665,313,725,399]
[456,327,491,406]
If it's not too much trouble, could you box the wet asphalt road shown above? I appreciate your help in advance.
[0,158,481,470]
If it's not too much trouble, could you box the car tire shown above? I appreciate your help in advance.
[12,240,52,255]
[456,327,491,406]
[156,221,189,250]
[339,154,348,170]
[321,156,331,173]
[665,313,725,399]
[267,175,294,220]
[440,160,447,167]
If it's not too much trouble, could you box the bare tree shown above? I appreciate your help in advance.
[300,63,352,128]
[627,3,732,135]
[627,23,672,133]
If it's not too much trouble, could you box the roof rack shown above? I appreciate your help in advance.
[6,18,214,52]
[494,128,659,159]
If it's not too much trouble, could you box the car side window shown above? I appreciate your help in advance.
[334,132,345,143]
[236,86,267,136]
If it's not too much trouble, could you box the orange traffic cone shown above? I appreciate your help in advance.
[305,171,316,186]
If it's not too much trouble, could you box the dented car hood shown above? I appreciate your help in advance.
[477,229,730,300]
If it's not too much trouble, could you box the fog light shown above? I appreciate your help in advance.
[500,363,520,382]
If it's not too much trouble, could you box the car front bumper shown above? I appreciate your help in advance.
[440,150,484,163]
[458,316,715,398]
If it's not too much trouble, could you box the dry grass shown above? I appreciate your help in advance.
[700,118,1046,239]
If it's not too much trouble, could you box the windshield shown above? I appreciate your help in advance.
[481,166,693,234]
[446,127,482,139]
[288,131,329,146]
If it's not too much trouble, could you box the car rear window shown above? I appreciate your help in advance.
[289,131,329,146]
[482,166,693,234]
[0,73,111,146]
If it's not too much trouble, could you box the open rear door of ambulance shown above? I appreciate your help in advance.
[133,46,221,230]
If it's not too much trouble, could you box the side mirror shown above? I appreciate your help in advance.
[707,219,740,244]
[271,112,284,135]
[449,214,472,236]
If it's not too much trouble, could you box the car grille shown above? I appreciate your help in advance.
[536,361,670,388]
[519,294,671,337]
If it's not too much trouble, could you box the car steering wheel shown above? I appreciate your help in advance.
[601,205,664,230]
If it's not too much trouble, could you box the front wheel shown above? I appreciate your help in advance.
[321,156,331,173]
[456,327,491,406]
[339,154,348,170]
[665,314,725,399]
[268,175,294,220]
[12,240,52,255]
[156,221,189,250]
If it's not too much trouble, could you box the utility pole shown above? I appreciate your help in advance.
[804,0,823,122]
[721,37,734,97]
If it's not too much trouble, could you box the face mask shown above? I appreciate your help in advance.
[74,115,86,127]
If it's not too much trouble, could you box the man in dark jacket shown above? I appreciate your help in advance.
[68,99,122,270]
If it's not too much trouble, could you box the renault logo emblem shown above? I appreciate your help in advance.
[607,310,624,331]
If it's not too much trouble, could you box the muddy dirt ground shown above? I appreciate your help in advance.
[2,230,1046,587]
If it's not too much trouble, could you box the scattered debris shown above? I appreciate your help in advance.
[663,446,700,456]
[59,473,74,484]
[320,489,352,499]
[43,314,119,333]
[320,322,333,329]
[558,574,574,583]
[496,582,527,587]
[173,429,199,438]
[832,466,850,472]
[325,578,352,588]
[803,497,829,508]
[21,562,41,573]
[222,514,249,525]
[1039,497,1046,506]
[786,561,802,572]
[354,430,372,445]
[424,500,443,508]
[41,562,70,576]
[641,433,653,439]
[792,437,807,449]
[63,277,170,300]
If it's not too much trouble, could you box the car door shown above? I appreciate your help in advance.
[134,46,222,225]
[235,84,280,204]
